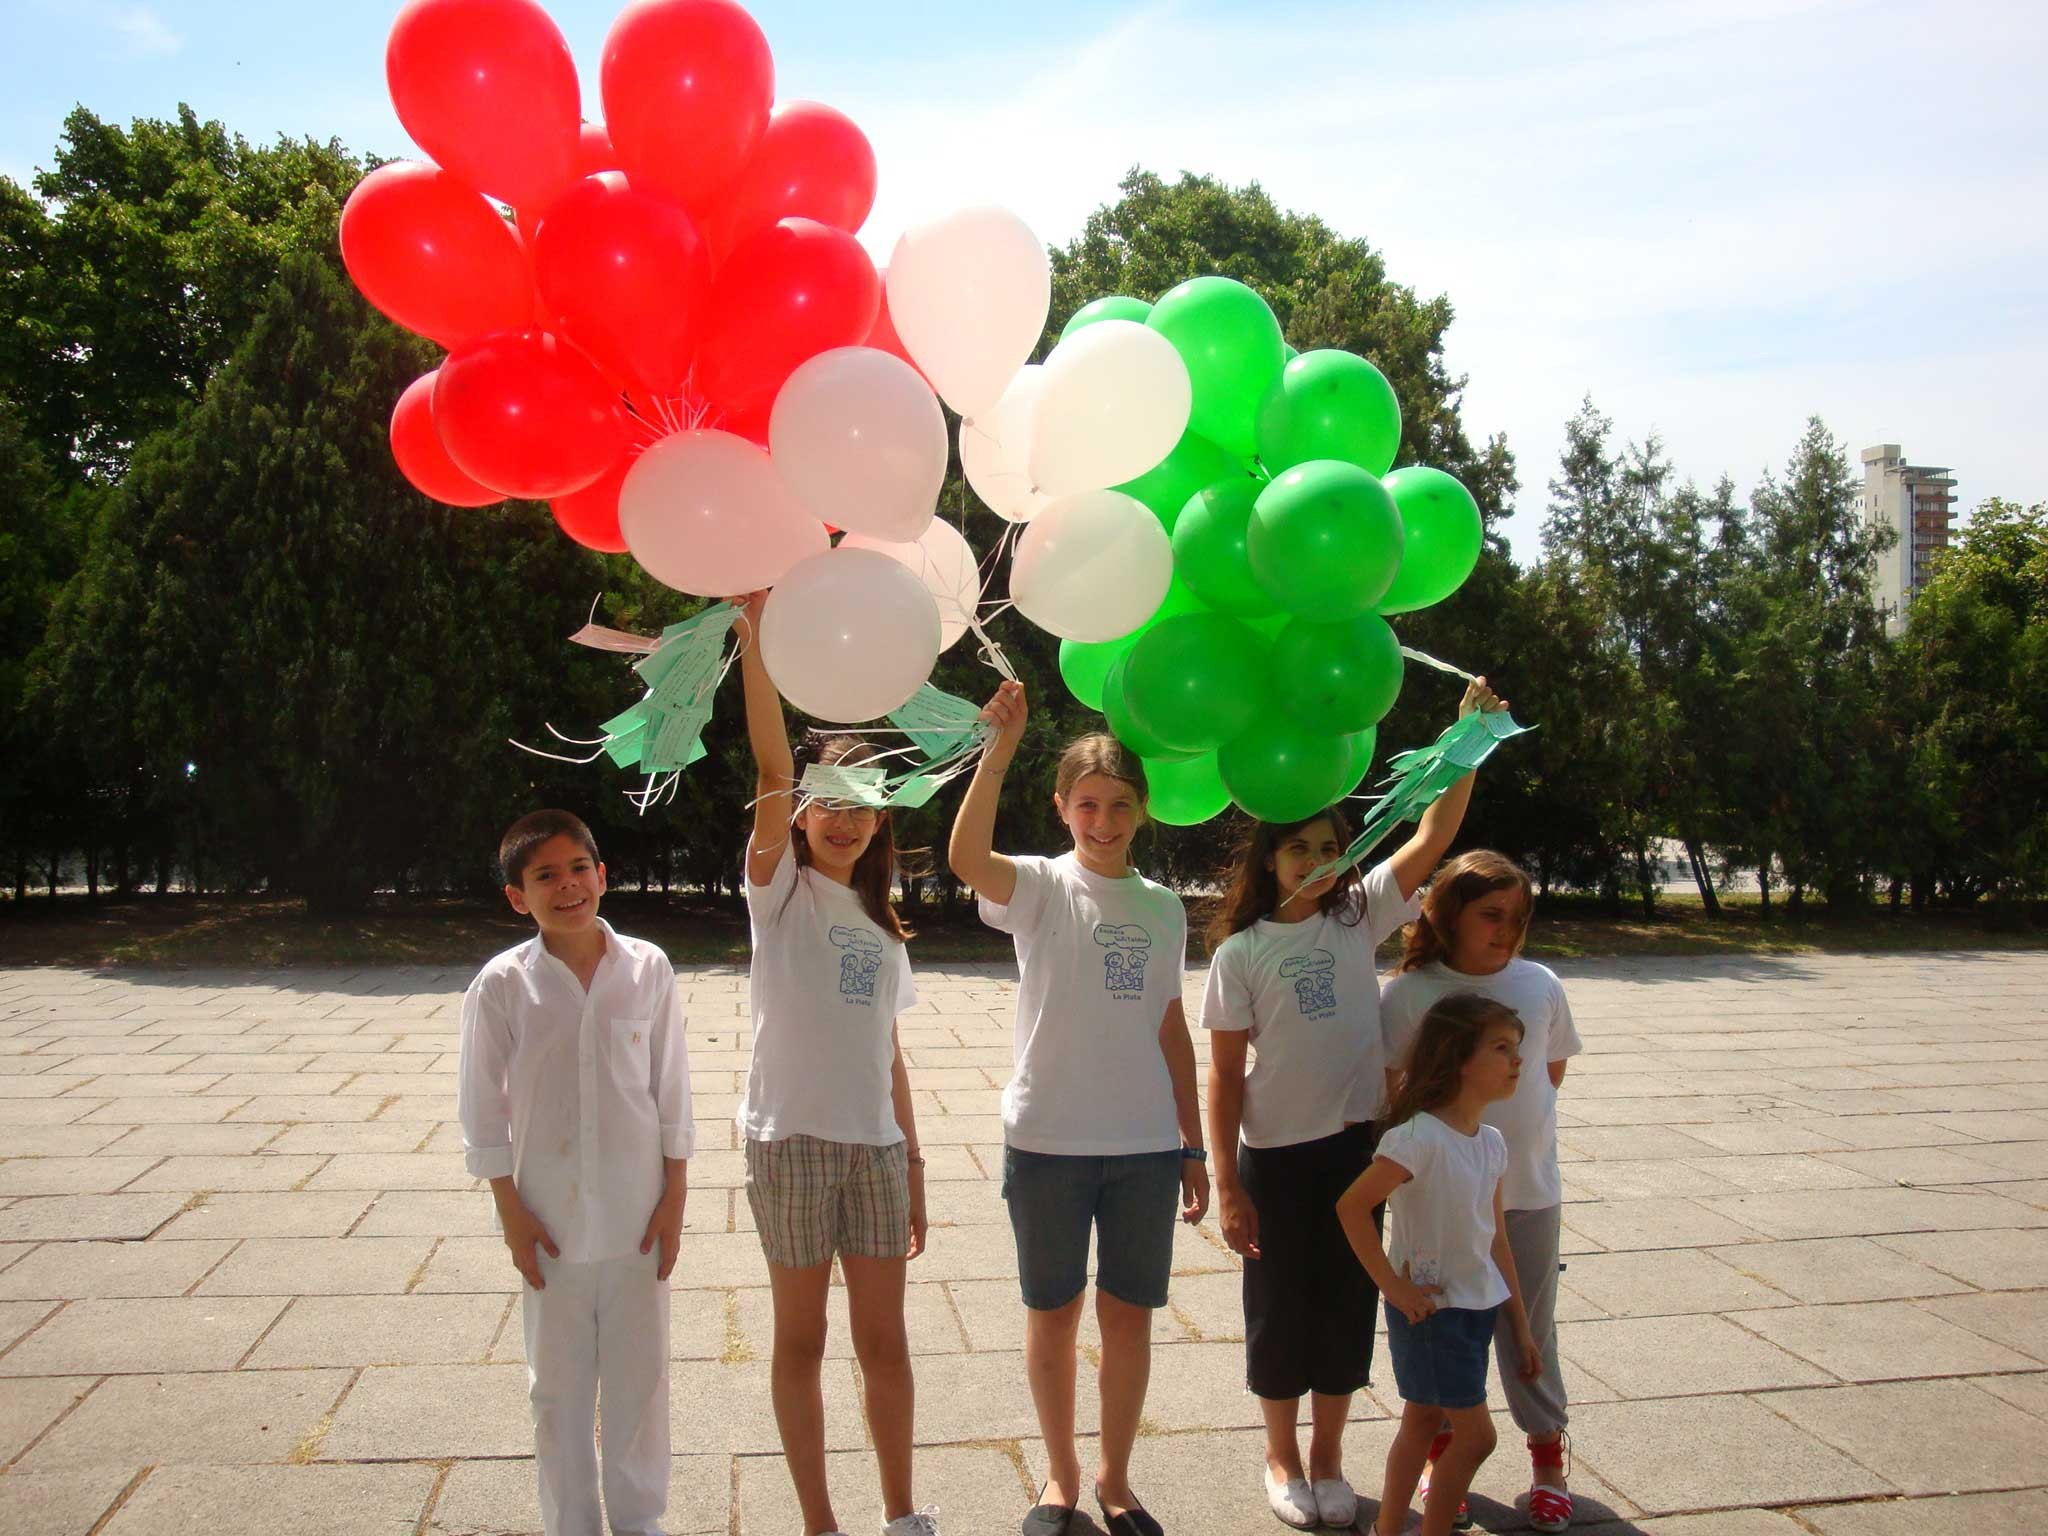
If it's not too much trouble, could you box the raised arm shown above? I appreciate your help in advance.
[1386,674,1509,900]
[734,591,796,887]
[946,680,1025,906]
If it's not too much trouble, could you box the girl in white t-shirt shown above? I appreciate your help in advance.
[949,681,1208,1536]
[1200,678,1503,1532]
[733,593,937,1536]
[1382,852,1580,1534]
[1337,993,1542,1536]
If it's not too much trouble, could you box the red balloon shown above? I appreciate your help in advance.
[575,122,619,178]
[551,452,633,552]
[713,396,772,446]
[601,0,774,215]
[700,101,876,260]
[434,331,630,499]
[386,0,581,211]
[694,218,880,414]
[865,269,927,383]
[390,371,505,506]
[340,161,535,347]
[533,173,711,397]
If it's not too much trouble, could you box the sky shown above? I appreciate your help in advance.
[4,0,2044,561]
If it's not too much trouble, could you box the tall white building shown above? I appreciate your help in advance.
[1861,444,1956,634]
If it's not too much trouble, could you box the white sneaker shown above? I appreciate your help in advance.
[883,1508,940,1536]
[1265,1472,1319,1529]
[1313,1478,1359,1529]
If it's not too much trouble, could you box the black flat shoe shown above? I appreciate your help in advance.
[1094,1493,1164,1536]
[1021,1488,1077,1536]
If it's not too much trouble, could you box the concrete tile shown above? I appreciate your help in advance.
[1769,1379,2048,1496]
[301,1152,476,1191]
[197,1236,434,1296]
[430,1455,730,1535]
[669,1358,866,1453]
[1696,1186,2045,1240]
[74,1095,242,1124]
[0,1156,163,1195]
[1631,1513,1814,1535]
[0,1295,286,1375]
[1561,1198,1764,1253]
[0,1237,236,1300]
[99,1463,437,1535]
[1707,1237,1973,1304]
[1732,1300,2038,1381]
[1563,1159,1747,1200]
[223,1095,384,1122]
[247,1292,507,1368]
[1675,1154,1882,1193]
[320,1362,535,1459]
[0,1193,189,1242]
[263,1121,438,1155]
[1138,1339,1271,1430]
[737,1443,1019,1536]
[0,1124,130,1157]
[1873,1228,2048,1291]
[1564,1393,1887,1513]
[1560,1248,1793,1318]
[1671,1121,1857,1156]
[123,1153,329,1193]
[15,1368,350,1471]
[729,1275,964,1362]
[0,1467,140,1536]
[1797,1488,2048,1535]
[1972,1369,2048,1420]
[947,1276,1183,1353]
[1557,1313,1831,1398]
[0,1374,96,1462]
[0,1296,57,1349]
[154,1190,375,1239]
[352,1189,500,1237]
[412,1234,520,1295]
[1919,1291,2048,1363]
[98,1122,280,1156]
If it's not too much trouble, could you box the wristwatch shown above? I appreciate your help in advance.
[1179,1146,1208,1163]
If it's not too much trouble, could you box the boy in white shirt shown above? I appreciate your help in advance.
[459,810,693,1536]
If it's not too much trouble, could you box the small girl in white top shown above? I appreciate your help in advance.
[949,681,1208,1536]
[1382,851,1581,1533]
[1201,676,1504,1532]
[1338,993,1541,1536]
[733,592,936,1536]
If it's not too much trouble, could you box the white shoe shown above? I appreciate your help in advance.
[883,1509,941,1536]
[1313,1478,1359,1528]
[1266,1472,1319,1528]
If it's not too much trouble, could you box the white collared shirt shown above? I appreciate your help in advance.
[458,919,694,1263]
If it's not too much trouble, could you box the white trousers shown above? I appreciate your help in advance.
[521,1249,671,1536]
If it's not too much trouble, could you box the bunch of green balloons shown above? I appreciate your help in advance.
[1048,276,1484,825]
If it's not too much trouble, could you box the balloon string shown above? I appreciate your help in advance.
[1399,645,1479,683]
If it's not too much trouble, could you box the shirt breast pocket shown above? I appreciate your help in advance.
[610,1016,653,1094]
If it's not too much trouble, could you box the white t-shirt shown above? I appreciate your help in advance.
[458,921,694,1264]
[1377,1111,1509,1312]
[1380,958,1582,1210]
[980,852,1187,1156]
[740,840,916,1146]
[1200,860,1420,1148]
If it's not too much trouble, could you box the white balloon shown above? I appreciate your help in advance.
[959,365,1054,523]
[886,207,1050,421]
[620,431,829,596]
[839,519,984,653]
[770,347,946,543]
[1009,489,1173,643]
[1028,321,1192,496]
[760,547,943,723]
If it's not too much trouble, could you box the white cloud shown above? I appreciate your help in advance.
[835,0,2048,555]
[106,4,182,59]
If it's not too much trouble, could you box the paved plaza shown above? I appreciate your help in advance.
[1,951,2045,1535]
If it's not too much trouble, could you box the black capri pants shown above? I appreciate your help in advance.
[1238,1120,1382,1400]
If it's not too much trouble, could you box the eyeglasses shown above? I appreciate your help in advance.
[810,801,880,823]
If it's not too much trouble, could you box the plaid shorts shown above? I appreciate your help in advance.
[744,1134,911,1269]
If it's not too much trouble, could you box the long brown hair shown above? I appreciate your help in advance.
[1055,733,1148,805]
[1382,993,1524,1129]
[1400,850,1534,972]
[788,734,912,941]
[1206,806,1363,949]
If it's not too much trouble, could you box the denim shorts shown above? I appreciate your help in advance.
[1385,1302,1501,1410]
[1001,1145,1181,1310]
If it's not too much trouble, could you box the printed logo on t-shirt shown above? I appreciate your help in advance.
[828,925,884,1004]
[1093,922,1153,999]
[1280,948,1338,1017]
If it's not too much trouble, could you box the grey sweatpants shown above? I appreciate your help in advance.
[1493,1204,1569,1437]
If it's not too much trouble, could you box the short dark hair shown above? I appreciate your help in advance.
[499,810,600,888]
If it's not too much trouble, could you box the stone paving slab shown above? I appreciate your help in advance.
[0,950,2043,1532]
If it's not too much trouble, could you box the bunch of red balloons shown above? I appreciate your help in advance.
[342,0,909,553]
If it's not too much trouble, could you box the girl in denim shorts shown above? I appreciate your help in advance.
[1337,994,1543,1536]
[949,682,1210,1536]
[735,594,938,1536]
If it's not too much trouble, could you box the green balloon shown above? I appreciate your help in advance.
[1102,652,1200,763]
[1249,460,1404,620]
[1171,478,1278,618]
[1218,708,1354,823]
[1270,614,1404,734]
[1057,575,1213,708]
[1060,294,1152,342]
[1375,467,1485,615]
[1144,751,1231,826]
[1146,276,1285,456]
[1283,343,1300,361]
[1121,612,1271,754]
[1340,726,1379,796]
[1115,428,1242,532]
[1255,350,1402,479]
